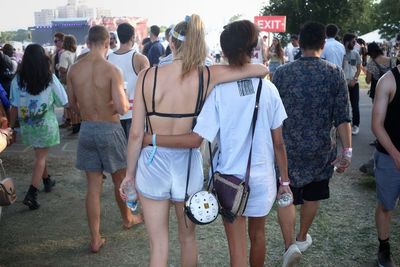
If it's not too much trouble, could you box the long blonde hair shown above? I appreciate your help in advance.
[171,14,206,78]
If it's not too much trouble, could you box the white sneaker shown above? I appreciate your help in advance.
[352,126,359,135]
[282,244,302,267]
[295,234,312,252]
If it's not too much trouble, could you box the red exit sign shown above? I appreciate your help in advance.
[254,16,286,32]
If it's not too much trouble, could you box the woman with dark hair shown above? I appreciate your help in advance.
[9,44,68,210]
[267,37,284,80]
[140,20,289,267]
[366,42,397,100]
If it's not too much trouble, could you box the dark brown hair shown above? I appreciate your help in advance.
[54,32,64,41]
[220,20,259,66]
[18,44,52,95]
[62,35,77,52]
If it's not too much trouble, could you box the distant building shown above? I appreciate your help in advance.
[29,17,148,46]
[57,5,77,18]
[34,9,56,26]
[96,8,111,18]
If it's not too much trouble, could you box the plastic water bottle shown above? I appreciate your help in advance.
[277,192,293,207]
[122,180,138,212]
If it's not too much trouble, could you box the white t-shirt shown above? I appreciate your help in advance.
[194,78,287,216]
[59,50,76,71]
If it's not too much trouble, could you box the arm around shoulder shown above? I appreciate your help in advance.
[208,63,268,89]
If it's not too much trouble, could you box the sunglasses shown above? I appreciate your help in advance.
[54,39,62,43]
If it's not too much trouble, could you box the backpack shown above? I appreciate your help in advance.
[0,53,14,82]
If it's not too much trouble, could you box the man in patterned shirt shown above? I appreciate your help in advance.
[273,22,352,266]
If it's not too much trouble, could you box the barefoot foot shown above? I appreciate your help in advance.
[123,214,144,230]
[90,238,105,253]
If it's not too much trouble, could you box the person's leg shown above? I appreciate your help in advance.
[111,168,143,229]
[348,84,360,127]
[352,83,360,126]
[277,204,296,250]
[223,216,248,267]
[23,147,50,209]
[140,195,170,267]
[248,216,266,267]
[297,200,319,241]
[175,202,198,267]
[31,147,50,188]
[42,164,48,178]
[85,171,105,252]
[376,203,392,241]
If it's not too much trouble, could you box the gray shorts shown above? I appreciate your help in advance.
[374,150,400,210]
[76,121,127,174]
[135,147,203,202]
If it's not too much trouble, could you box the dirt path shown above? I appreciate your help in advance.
[0,91,399,266]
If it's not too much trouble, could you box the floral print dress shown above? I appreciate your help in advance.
[10,74,68,148]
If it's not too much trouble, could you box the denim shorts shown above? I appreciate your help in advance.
[374,150,400,210]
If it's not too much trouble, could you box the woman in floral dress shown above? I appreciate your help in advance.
[10,44,68,210]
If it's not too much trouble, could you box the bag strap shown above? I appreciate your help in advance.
[0,159,6,179]
[184,67,205,201]
[207,78,262,190]
[243,78,262,189]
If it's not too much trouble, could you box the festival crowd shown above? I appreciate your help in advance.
[1,14,400,267]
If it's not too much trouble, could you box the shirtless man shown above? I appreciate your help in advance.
[67,25,142,253]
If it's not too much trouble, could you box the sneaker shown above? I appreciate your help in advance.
[359,159,375,176]
[352,126,360,135]
[295,234,312,252]
[378,249,396,267]
[282,244,302,267]
[43,176,56,193]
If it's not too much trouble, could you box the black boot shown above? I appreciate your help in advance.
[23,185,40,210]
[71,123,81,134]
[43,175,56,193]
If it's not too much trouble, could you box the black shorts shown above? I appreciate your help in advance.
[290,179,330,205]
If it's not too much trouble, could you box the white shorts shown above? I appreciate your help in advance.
[136,146,204,202]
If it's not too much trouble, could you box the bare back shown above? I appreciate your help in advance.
[142,62,208,135]
[68,51,128,122]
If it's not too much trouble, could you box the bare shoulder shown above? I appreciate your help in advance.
[378,68,396,92]
[134,53,150,71]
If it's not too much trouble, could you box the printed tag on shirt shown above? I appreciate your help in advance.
[237,80,254,96]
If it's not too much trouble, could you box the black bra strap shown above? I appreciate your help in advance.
[142,67,153,133]
[152,66,158,113]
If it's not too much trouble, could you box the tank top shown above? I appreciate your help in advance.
[376,66,400,154]
[107,49,137,120]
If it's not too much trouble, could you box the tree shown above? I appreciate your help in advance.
[229,14,243,23]
[375,0,400,39]
[261,0,376,37]
[0,29,31,43]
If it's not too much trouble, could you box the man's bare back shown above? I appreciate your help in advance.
[67,48,129,122]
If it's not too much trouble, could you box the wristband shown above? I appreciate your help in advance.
[279,177,290,186]
[342,147,352,158]
[146,134,157,165]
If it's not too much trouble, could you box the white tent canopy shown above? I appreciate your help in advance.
[359,29,386,43]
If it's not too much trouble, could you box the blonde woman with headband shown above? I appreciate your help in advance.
[121,14,267,266]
